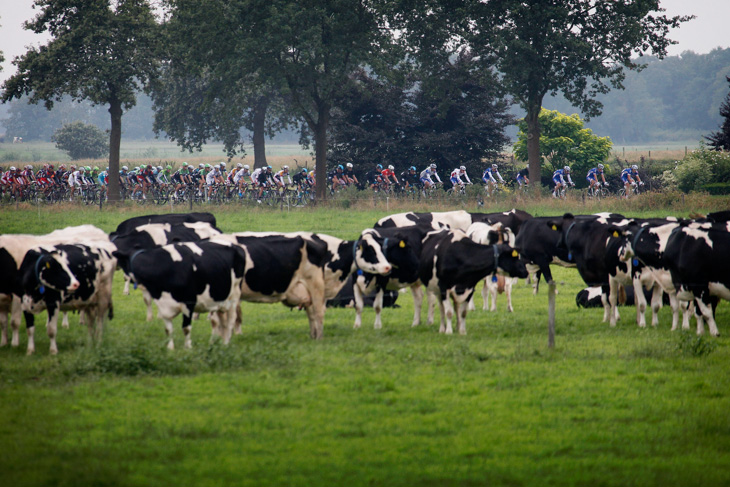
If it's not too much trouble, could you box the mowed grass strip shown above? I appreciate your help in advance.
[0,207,729,487]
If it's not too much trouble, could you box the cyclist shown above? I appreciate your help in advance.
[219,162,227,181]
[450,165,472,191]
[157,165,172,188]
[620,164,643,197]
[381,165,399,188]
[342,163,359,187]
[68,165,85,200]
[252,165,274,202]
[516,167,530,188]
[206,164,224,198]
[400,166,420,189]
[293,167,313,190]
[273,165,292,189]
[172,162,193,194]
[586,164,608,193]
[329,164,347,192]
[233,164,252,194]
[552,165,574,198]
[367,164,384,190]
[420,163,442,190]
[482,163,505,195]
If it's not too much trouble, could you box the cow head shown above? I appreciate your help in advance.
[354,230,394,275]
[495,244,529,279]
[32,250,80,293]
[546,213,575,249]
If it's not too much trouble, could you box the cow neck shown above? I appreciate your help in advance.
[129,249,146,275]
[353,237,388,269]
[564,221,576,250]
[34,254,46,287]
[631,225,648,255]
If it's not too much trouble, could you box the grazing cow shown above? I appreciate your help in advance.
[114,239,246,349]
[326,274,399,308]
[350,225,429,329]
[466,222,517,312]
[0,225,112,350]
[111,221,222,318]
[110,212,218,238]
[17,243,116,354]
[374,208,532,235]
[222,230,396,339]
[418,228,528,335]
[662,221,730,336]
[576,285,669,309]
[621,219,696,331]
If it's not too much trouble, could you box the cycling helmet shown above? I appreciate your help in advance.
[337,164,344,170]
[301,168,307,173]
[122,166,128,171]
[266,165,272,170]
[220,162,226,167]
[243,165,249,170]
[376,164,383,170]
[9,166,16,171]
[598,164,604,170]
[182,162,188,167]
[388,165,394,170]
[492,164,498,170]
[346,163,353,168]
[205,164,211,168]
[48,164,54,170]
[430,163,437,169]
[79,166,86,171]
[199,163,204,168]
[166,165,172,170]
[460,165,466,171]
[214,164,220,169]
[236,163,243,169]
[409,166,416,171]
[631,164,638,171]
[564,166,570,172]
[93,166,99,171]
[283,165,289,171]
[156,166,162,171]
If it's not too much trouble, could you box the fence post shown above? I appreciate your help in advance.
[548,281,556,349]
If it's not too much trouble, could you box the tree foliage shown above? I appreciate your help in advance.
[514,109,612,181]
[1,0,159,201]
[51,121,109,160]
[706,76,730,151]
[328,50,513,175]
[466,0,692,185]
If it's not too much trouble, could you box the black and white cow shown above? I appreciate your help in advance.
[111,221,222,319]
[662,221,730,336]
[621,219,696,331]
[110,212,218,238]
[17,243,116,354]
[418,228,528,335]
[466,221,517,312]
[327,274,399,308]
[0,225,113,351]
[374,208,532,235]
[224,229,398,339]
[114,239,246,349]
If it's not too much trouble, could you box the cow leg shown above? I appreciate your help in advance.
[0,310,8,347]
[11,296,22,347]
[695,291,719,337]
[667,291,680,331]
[437,296,449,334]
[144,291,154,322]
[607,280,619,327]
[632,278,648,328]
[467,294,476,312]
[411,285,423,327]
[307,285,326,340]
[442,296,455,335]
[650,284,663,327]
[61,311,70,329]
[481,278,489,311]
[233,304,243,335]
[352,281,366,329]
[123,275,131,295]
[182,306,194,349]
[490,278,498,312]
[505,278,514,313]
[45,306,61,355]
[680,299,693,331]
[456,294,470,335]
[427,292,437,326]
[372,289,384,330]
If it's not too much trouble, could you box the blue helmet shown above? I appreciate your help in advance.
[376,164,383,170]
[409,166,416,171]
[337,164,344,170]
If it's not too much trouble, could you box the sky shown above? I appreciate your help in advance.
[0,0,729,85]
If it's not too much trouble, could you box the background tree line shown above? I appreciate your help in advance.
[5,47,727,147]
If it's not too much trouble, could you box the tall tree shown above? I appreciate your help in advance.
[1,0,159,202]
[163,0,399,200]
[468,0,692,185]
[706,76,730,151]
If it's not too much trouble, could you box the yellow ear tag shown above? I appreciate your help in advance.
[46,262,51,269]
[358,245,362,252]
[399,240,405,248]
[511,249,518,257]
[612,231,619,238]
[551,225,557,231]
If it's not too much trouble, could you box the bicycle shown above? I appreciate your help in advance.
[587,183,610,199]
[618,182,643,198]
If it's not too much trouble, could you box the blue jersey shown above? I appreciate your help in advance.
[552,169,565,182]
[620,167,637,181]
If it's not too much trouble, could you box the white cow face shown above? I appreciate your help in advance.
[354,232,392,275]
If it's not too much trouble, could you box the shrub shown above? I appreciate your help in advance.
[674,145,730,192]
[51,121,108,160]
[701,182,730,195]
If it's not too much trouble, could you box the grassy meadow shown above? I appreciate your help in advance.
[1,203,730,487]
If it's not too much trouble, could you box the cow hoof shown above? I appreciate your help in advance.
[167,342,175,350]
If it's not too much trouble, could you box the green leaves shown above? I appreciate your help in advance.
[51,121,109,160]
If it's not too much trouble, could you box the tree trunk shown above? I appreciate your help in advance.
[107,98,123,202]
[314,105,330,201]
[525,105,542,187]
[252,97,268,169]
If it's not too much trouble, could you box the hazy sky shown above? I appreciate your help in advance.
[1,0,728,84]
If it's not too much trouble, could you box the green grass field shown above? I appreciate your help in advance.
[1,205,729,487]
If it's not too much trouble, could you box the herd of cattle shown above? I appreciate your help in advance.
[0,208,728,355]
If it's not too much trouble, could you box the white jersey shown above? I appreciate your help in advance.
[233,169,251,184]
[205,169,221,185]
[68,170,82,186]
[451,169,471,184]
